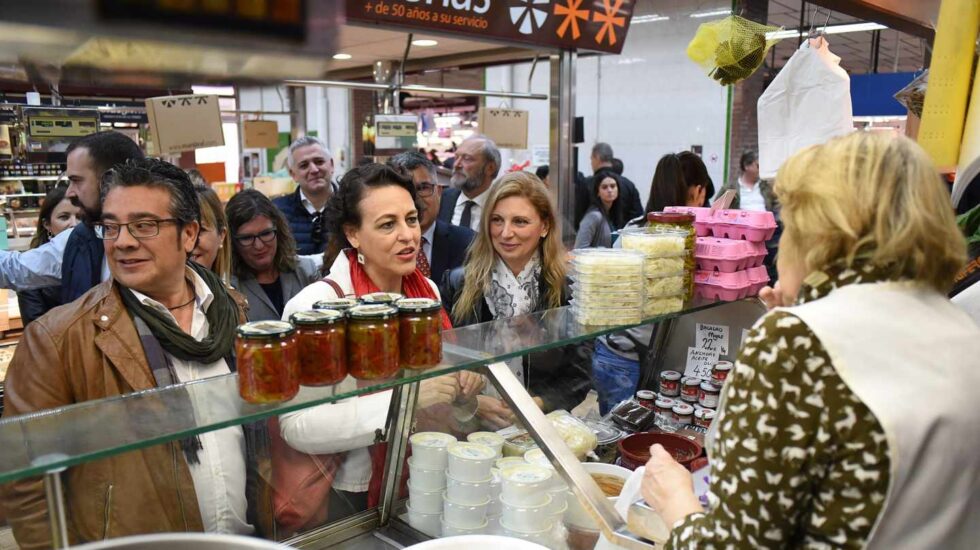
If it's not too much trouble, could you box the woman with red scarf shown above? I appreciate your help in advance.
[273,163,482,535]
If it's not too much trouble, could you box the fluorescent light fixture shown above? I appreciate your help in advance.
[332,53,352,60]
[633,14,670,24]
[766,22,888,40]
[191,85,235,96]
[412,39,439,47]
[690,8,731,18]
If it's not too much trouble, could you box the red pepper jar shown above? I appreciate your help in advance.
[236,320,300,404]
[313,297,358,313]
[290,309,347,386]
[347,304,400,380]
[395,298,443,370]
[359,292,405,306]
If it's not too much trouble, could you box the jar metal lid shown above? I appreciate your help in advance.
[290,309,344,326]
[349,304,398,320]
[313,298,358,311]
[700,381,721,392]
[237,320,296,339]
[359,292,405,305]
[672,403,695,415]
[635,390,656,400]
[682,377,701,386]
[661,370,682,381]
[654,398,675,408]
[395,297,442,313]
[694,409,717,419]
[647,211,695,225]
[713,361,733,371]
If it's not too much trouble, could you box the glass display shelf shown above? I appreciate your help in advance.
[0,298,728,483]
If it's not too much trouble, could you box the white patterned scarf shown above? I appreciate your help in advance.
[485,251,542,319]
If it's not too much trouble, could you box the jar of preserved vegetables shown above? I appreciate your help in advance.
[347,304,400,380]
[313,297,358,313]
[289,309,347,386]
[395,298,443,369]
[359,292,404,306]
[236,321,300,404]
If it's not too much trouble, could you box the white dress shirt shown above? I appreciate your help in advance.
[131,269,252,535]
[421,223,436,263]
[738,178,767,212]
[299,189,326,216]
[451,186,492,231]
[0,224,111,291]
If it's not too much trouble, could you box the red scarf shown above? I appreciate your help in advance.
[345,249,453,330]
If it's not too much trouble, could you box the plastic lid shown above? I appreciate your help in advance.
[448,442,497,461]
[289,309,344,326]
[313,297,358,311]
[620,227,689,239]
[348,304,398,320]
[570,248,645,265]
[359,292,405,305]
[661,370,682,381]
[584,419,623,445]
[501,463,553,484]
[237,320,295,339]
[700,381,721,392]
[647,211,695,225]
[672,403,695,415]
[395,297,442,313]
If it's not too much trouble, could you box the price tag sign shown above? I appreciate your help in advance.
[696,323,729,355]
[685,347,720,380]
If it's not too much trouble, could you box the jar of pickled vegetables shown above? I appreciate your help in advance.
[236,321,300,404]
[359,292,404,306]
[313,297,358,313]
[347,304,400,380]
[289,309,347,386]
[395,298,443,369]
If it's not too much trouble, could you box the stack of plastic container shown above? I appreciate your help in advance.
[619,228,690,316]
[569,249,645,324]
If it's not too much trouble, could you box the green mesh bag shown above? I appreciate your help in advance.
[687,15,782,86]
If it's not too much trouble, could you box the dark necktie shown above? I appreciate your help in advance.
[460,200,476,229]
[417,236,432,278]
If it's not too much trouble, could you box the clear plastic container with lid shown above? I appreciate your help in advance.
[289,309,347,386]
[236,320,300,404]
[359,292,405,306]
[570,248,645,274]
[619,227,688,257]
[395,298,443,370]
[347,304,400,380]
[313,297,358,312]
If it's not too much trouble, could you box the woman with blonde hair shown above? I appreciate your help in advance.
[191,184,232,284]
[641,132,980,548]
[444,171,592,427]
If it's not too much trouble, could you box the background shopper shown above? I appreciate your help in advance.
[275,136,336,255]
[17,186,79,324]
[227,189,318,321]
[575,172,624,249]
[192,184,232,284]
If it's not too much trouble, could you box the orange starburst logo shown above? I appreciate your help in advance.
[593,0,626,46]
[554,0,590,40]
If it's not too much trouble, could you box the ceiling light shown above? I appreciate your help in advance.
[765,22,888,40]
[332,53,352,60]
[412,39,439,47]
[633,14,669,24]
[690,9,731,18]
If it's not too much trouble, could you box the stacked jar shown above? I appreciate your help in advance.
[569,249,646,325]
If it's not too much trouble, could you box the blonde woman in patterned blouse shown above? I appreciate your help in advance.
[641,132,980,549]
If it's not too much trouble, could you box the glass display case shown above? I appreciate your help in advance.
[0,298,764,549]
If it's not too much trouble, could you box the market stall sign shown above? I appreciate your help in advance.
[27,116,99,138]
[374,114,418,152]
[376,120,418,138]
[478,108,529,149]
[345,0,636,54]
[98,0,306,41]
[145,94,225,155]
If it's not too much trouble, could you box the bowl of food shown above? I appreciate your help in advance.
[564,463,631,530]
[618,432,703,470]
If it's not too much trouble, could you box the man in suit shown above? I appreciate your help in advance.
[575,143,643,228]
[391,151,475,290]
[437,135,500,232]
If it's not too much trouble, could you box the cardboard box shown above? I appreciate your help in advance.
[145,94,224,155]
[243,120,280,149]
[477,108,529,150]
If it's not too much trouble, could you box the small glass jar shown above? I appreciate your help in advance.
[289,309,347,386]
[672,402,695,426]
[359,292,405,306]
[680,377,701,403]
[654,398,675,429]
[698,381,722,409]
[659,370,682,397]
[395,298,443,370]
[693,408,716,428]
[635,390,657,409]
[313,297,358,313]
[712,361,733,385]
[347,304,400,380]
[236,321,300,404]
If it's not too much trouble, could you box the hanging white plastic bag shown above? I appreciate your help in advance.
[758,38,853,179]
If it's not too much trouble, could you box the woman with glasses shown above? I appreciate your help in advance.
[225,189,319,321]
[17,186,80,324]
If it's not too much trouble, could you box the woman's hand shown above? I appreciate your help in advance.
[759,280,792,311]
[456,371,485,401]
[417,375,460,409]
[641,444,703,527]
[476,396,516,429]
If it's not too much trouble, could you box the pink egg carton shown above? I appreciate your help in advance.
[694,270,752,301]
[662,206,714,236]
[745,266,770,294]
[746,241,767,268]
[695,237,754,273]
[710,210,777,242]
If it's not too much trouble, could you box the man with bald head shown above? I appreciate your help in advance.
[437,135,500,232]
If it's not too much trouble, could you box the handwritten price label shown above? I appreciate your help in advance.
[696,323,729,355]
[685,347,720,380]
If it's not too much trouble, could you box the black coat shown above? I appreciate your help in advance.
[17,286,62,326]
[272,187,333,256]
[429,220,475,297]
[437,187,461,226]
[443,267,593,413]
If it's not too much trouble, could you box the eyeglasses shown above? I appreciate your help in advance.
[234,228,277,247]
[94,219,179,240]
[415,182,441,198]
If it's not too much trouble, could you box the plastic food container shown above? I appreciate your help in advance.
[547,493,568,520]
[289,309,347,386]
[500,493,553,533]
[408,457,446,492]
[500,520,556,546]
[396,298,443,370]
[446,473,492,505]
[617,432,703,470]
[442,517,488,536]
[619,227,688,256]
[236,321,300,404]
[643,294,685,317]
[407,480,444,514]
[313,297,358,312]
[569,271,646,286]
[522,448,549,467]
[347,304,400,379]
[645,273,686,297]
[712,209,777,242]
[409,432,457,470]
[405,505,441,537]
[467,432,505,458]
[448,443,497,482]
[500,464,553,506]
[495,457,526,471]
[570,248,646,273]
[663,206,715,237]
[695,270,753,301]
[443,494,491,529]
[695,237,755,273]
[359,292,404,306]
[502,432,539,458]
[569,287,644,309]
[571,304,642,325]
[746,265,771,295]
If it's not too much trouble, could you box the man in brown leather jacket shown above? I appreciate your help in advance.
[0,160,260,548]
